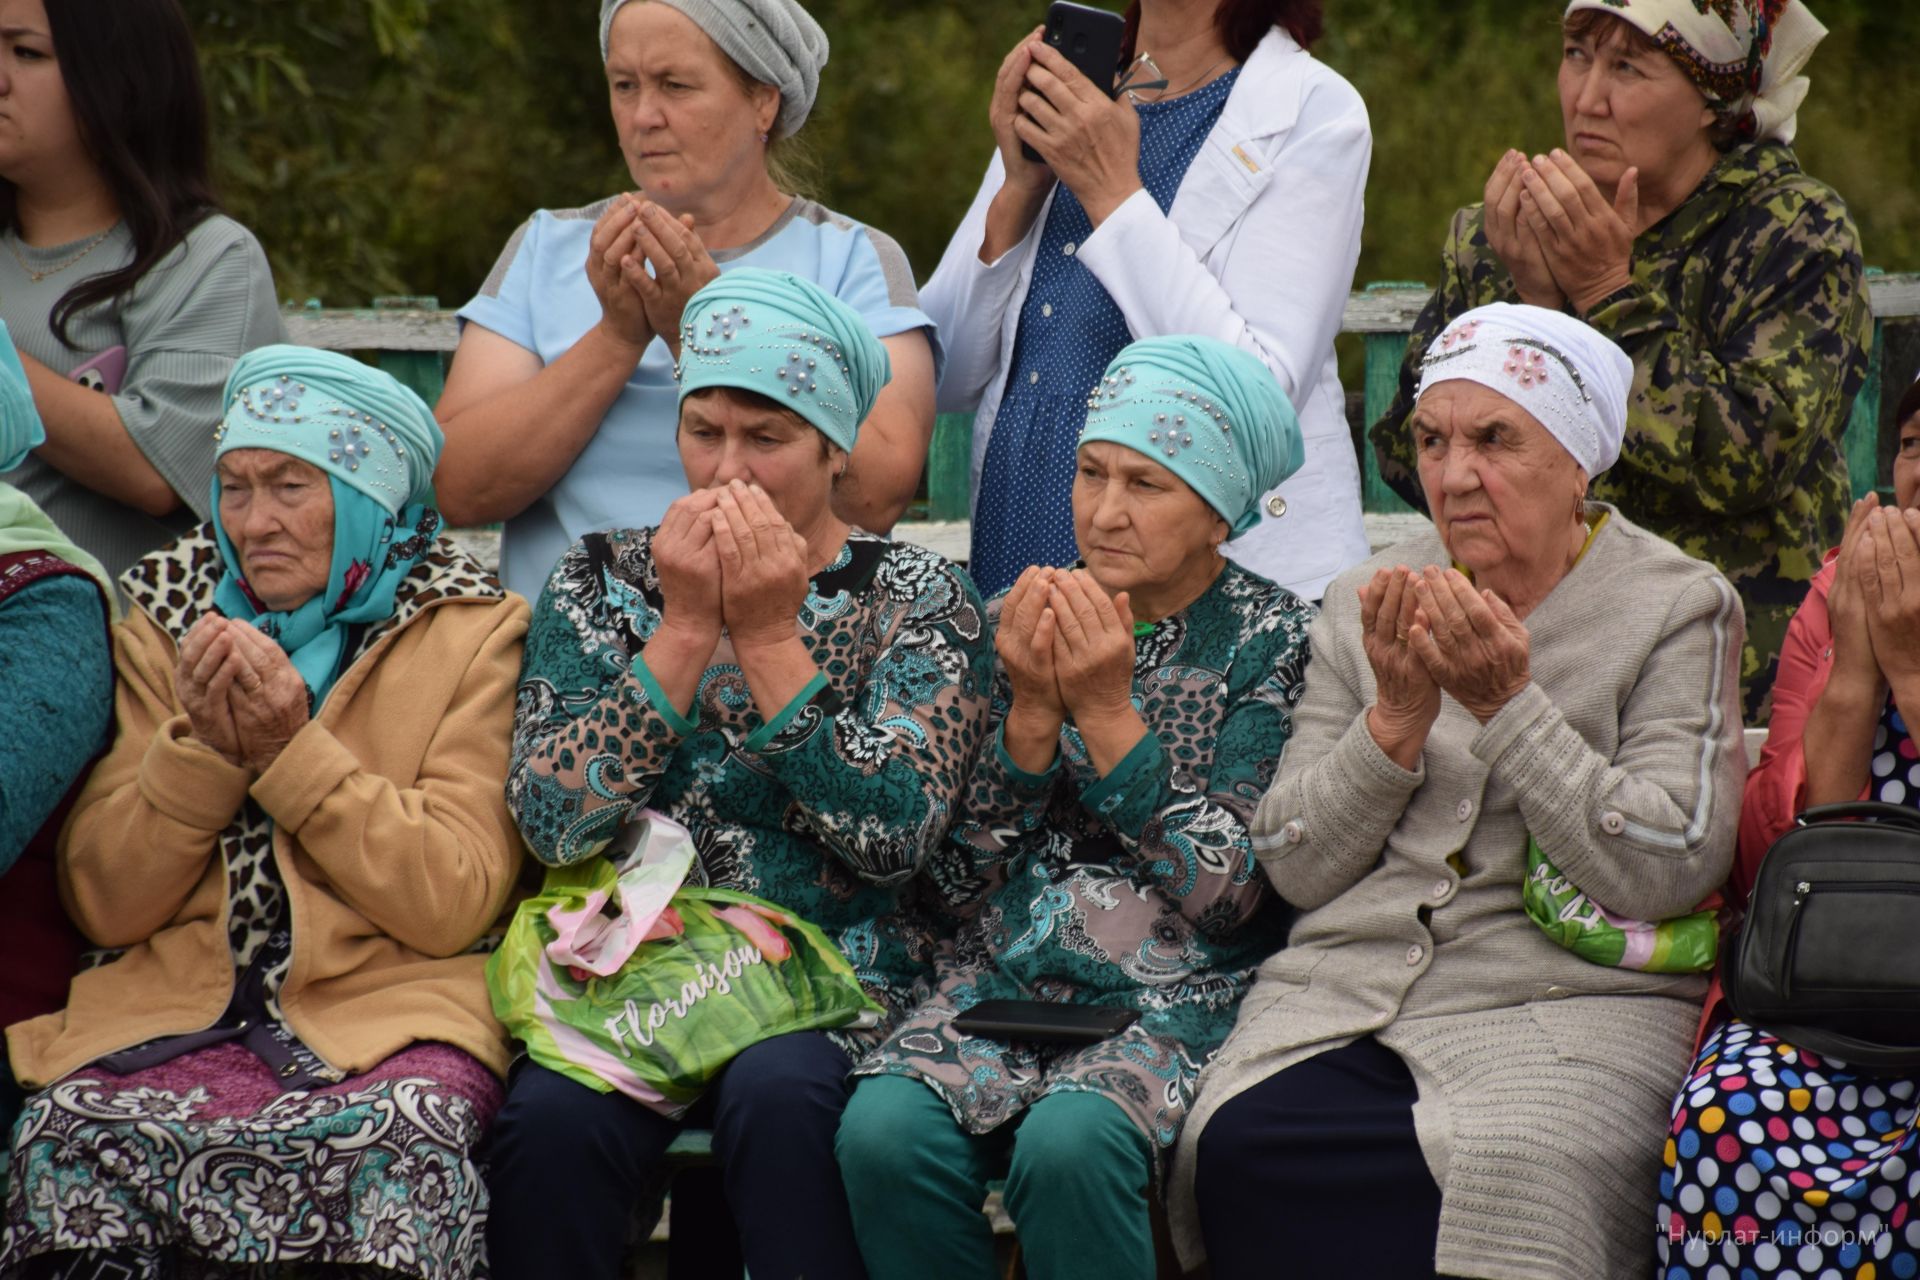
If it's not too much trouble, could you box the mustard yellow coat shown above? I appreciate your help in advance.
[7,528,528,1087]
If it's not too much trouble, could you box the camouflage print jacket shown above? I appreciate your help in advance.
[1368,142,1871,719]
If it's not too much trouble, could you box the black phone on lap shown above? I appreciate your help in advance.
[951,998,1141,1045]
[1020,0,1127,163]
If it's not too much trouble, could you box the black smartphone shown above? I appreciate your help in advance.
[951,998,1141,1045]
[1020,0,1126,163]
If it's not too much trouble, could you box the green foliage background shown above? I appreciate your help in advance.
[195,0,1920,309]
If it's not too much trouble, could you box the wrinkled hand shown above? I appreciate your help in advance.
[176,615,245,766]
[1408,566,1532,723]
[989,28,1058,198]
[1359,566,1442,744]
[224,621,311,774]
[997,565,1065,720]
[1046,569,1135,722]
[1484,150,1567,310]
[1858,505,1920,691]
[1519,150,1637,315]
[585,196,654,354]
[653,489,726,645]
[622,198,720,361]
[710,481,811,649]
[1015,39,1141,226]
[1826,495,1881,689]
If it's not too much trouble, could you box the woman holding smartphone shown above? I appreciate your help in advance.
[0,0,284,582]
[926,0,1370,604]
[836,336,1311,1280]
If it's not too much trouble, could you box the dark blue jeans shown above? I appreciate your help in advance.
[485,1031,868,1280]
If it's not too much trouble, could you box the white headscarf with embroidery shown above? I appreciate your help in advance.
[1416,303,1634,478]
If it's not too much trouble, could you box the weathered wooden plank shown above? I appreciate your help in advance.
[444,517,1413,578]
[283,310,461,351]
[282,273,1920,353]
[1342,275,1920,327]
[1341,288,1432,333]
[1361,332,1416,513]
[1872,273,1920,320]
[926,415,973,521]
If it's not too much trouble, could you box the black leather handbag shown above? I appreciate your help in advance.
[1723,801,1920,1069]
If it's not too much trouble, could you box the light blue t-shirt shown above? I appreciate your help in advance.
[459,196,939,601]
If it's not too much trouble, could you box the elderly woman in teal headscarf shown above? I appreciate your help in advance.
[834,335,1314,1280]
[491,268,992,1280]
[0,320,115,1143]
[3,347,529,1280]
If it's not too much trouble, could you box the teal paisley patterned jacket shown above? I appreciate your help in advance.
[853,562,1309,1151]
[1368,142,1871,721]
[508,528,994,1020]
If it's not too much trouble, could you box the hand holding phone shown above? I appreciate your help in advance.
[1018,2,1125,163]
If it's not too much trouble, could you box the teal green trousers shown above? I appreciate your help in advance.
[836,1074,1156,1280]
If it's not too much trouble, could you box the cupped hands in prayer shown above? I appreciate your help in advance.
[1483,148,1638,316]
[997,565,1149,778]
[176,614,311,774]
[586,193,722,360]
[1360,564,1534,768]
[654,481,814,650]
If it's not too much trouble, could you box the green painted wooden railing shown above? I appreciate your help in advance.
[285,273,1920,524]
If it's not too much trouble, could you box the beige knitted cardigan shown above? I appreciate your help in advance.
[1169,506,1747,1278]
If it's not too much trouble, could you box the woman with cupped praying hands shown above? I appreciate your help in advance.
[837,334,1314,1280]
[487,269,992,1280]
[2,347,528,1280]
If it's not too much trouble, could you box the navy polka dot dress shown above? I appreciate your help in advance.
[969,69,1241,597]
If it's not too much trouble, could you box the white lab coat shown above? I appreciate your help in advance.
[922,27,1372,601]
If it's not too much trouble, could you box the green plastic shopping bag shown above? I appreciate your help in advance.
[487,811,882,1116]
[1522,838,1720,974]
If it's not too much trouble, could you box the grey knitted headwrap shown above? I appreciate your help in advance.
[599,0,829,138]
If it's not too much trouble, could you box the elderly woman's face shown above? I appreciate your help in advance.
[216,450,335,612]
[1559,18,1718,195]
[1414,381,1587,579]
[605,2,780,208]
[1072,442,1227,600]
[678,390,839,531]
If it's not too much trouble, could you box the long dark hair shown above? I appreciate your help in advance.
[2,0,219,348]
[1121,0,1324,65]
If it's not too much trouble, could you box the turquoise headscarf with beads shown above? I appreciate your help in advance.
[210,346,446,706]
[1077,336,1304,540]
[675,268,890,453]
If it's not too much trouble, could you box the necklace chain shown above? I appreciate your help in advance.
[1164,54,1231,99]
[9,226,114,283]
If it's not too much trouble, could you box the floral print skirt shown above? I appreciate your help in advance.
[853,984,1204,1160]
[1,1042,501,1280]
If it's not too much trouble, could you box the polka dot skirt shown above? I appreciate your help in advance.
[1869,700,1920,806]
[968,69,1240,598]
[1657,1019,1920,1279]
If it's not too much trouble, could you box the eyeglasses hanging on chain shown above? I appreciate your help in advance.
[1116,52,1170,103]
